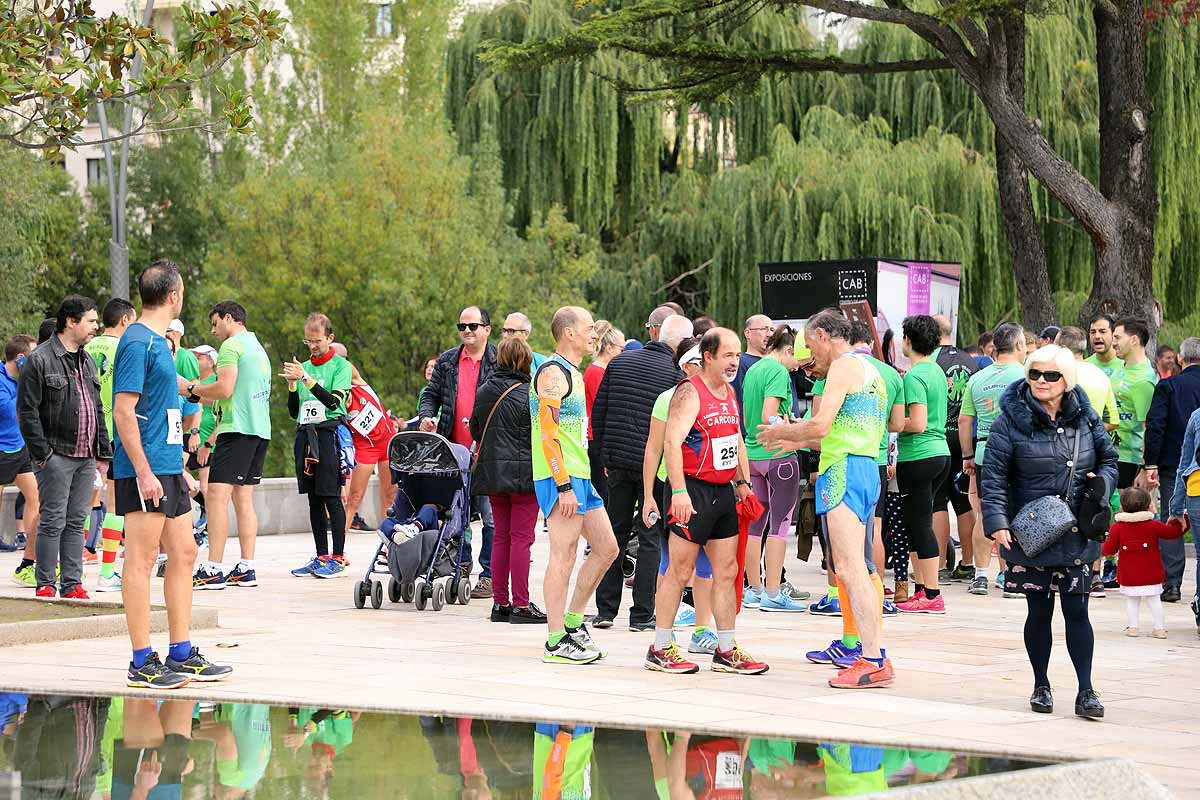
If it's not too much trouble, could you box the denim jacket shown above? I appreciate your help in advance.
[1168,406,1200,517]
[16,334,112,464]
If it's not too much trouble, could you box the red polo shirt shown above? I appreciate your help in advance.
[452,347,482,447]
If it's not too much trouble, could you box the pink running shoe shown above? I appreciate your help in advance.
[896,593,946,614]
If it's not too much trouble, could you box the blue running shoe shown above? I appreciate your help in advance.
[830,643,865,669]
[226,565,258,587]
[742,585,763,609]
[806,639,856,665]
[291,556,324,577]
[995,571,1005,589]
[883,599,898,616]
[760,591,808,612]
[192,567,226,591]
[674,604,696,628]
[312,557,349,579]
[688,628,718,655]
[809,594,842,616]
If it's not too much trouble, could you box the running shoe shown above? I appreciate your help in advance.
[645,643,700,674]
[688,628,718,655]
[806,639,857,666]
[83,549,97,565]
[350,513,370,531]
[831,644,872,669]
[165,646,233,682]
[544,634,600,665]
[155,554,168,578]
[291,556,325,577]
[896,594,946,614]
[0,539,16,553]
[968,576,990,595]
[381,523,419,546]
[712,645,769,675]
[225,565,258,587]
[882,599,898,616]
[312,557,349,579]
[61,585,90,600]
[628,618,656,632]
[35,585,55,599]
[14,532,26,548]
[589,615,614,629]
[742,585,763,609]
[1191,596,1200,632]
[128,653,190,690]
[1089,577,1106,599]
[808,594,842,616]
[11,564,35,588]
[674,604,696,628]
[193,566,226,590]
[759,592,807,612]
[829,657,894,689]
[948,563,974,582]
[567,623,606,659]
[994,572,1005,589]
[96,572,122,593]
[781,580,811,601]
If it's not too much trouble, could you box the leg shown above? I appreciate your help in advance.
[161,513,199,645]
[489,494,513,606]
[205,482,234,564]
[543,511,586,633]
[123,511,168,652]
[762,457,799,593]
[14,471,40,561]
[1146,594,1165,631]
[631,477,661,625]
[703,536,740,633]
[122,698,167,748]
[508,493,539,608]
[475,495,494,579]
[308,494,329,557]
[745,460,770,588]
[969,474,992,572]
[899,457,945,594]
[231,485,257,561]
[872,517,885,577]
[595,467,637,619]
[1058,592,1095,692]
[325,495,347,557]
[1158,465,1183,592]
[693,575,714,628]
[573,507,619,616]
[59,457,93,593]
[343,462,374,529]
[932,510,950,569]
[655,536,700,642]
[827,503,883,659]
[1023,591,1055,688]
[1124,595,1140,629]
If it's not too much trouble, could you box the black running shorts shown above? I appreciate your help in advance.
[0,447,33,484]
[114,474,192,518]
[666,475,738,546]
[208,433,269,486]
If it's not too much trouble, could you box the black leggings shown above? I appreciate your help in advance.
[1024,591,1094,691]
[309,494,347,558]
[896,455,949,560]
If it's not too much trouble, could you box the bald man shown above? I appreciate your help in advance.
[502,311,547,370]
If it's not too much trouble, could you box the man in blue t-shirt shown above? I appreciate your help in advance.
[112,260,231,691]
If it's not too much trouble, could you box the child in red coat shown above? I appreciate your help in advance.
[1103,488,1186,639]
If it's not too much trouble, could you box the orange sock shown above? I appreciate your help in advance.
[838,578,857,639]
[870,573,885,618]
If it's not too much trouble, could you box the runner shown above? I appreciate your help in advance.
[342,354,397,534]
[1086,314,1123,379]
[758,310,893,688]
[85,298,137,593]
[532,306,618,665]
[285,313,354,579]
[113,260,230,688]
[167,318,200,383]
[646,327,768,676]
[2,335,41,589]
[187,301,273,590]
[958,322,1027,595]
[185,343,219,540]
[1111,318,1157,490]
[932,315,979,582]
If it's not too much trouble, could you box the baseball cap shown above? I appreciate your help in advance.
[1039,325,1061,341]
[794,343,812,361]
[191,345,217,361]
[168,319,185,336]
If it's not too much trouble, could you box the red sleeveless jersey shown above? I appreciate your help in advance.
[681,375,741,483]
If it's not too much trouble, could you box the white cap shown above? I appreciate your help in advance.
[167,319,185,336]
[191,344,218,361]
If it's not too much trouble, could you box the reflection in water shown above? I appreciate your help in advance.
[0,693,1039,799]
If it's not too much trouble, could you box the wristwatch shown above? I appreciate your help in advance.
[186,383,200,403]
[556,482,573,494]
[201,441,215,450]
[734,479,750,488]
[187,428,199,436]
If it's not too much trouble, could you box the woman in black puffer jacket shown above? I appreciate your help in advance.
[470,337,545,625]
[980,344,1117,721]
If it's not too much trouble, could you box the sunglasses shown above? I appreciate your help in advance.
[1028,368,1063,383]
[457,322,486,332]
[502,327,529,335]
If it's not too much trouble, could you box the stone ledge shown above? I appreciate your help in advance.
[862,757,1171,799]
[0,598,218,647]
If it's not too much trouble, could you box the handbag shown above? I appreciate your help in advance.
[1011,427,1082,558]
[471,382,521,469]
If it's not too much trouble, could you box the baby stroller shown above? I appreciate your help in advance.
[352,430,473,612]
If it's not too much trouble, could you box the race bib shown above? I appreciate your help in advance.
[715,751,742,789]
[713,433,739,471]
[300,399,326,425]
[350,402,383,437]
[166,407,183,445]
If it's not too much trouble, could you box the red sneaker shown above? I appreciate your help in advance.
[35,585,56,599]
[896,593,946,614]
[83,549,97,564]
[712,645,769,675]
[829,657,895,689]
[644,644,700,674]
[61,586,91,600]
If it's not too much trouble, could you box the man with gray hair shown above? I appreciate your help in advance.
[591,312,694,630]
[1143,335,1200,603]
[502,311,548,370]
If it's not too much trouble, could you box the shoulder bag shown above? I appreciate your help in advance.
[1011,426,1082,558]
[471,382,521,469]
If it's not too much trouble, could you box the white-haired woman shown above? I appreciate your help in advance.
[584,320,624,499]
[979,344,1118,720]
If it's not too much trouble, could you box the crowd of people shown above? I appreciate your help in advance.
[3,262,1198,717]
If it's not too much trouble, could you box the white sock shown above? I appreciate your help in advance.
[654,628,673,650]
[1125,596,1140,628]
[975,566,991,580]
[1147,595,1165,629]
[717,629,736,652]
[238,559,254,571]
[208,561,223,574]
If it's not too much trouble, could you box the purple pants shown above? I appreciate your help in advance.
[749,455,800,539]
[488,493,539,607]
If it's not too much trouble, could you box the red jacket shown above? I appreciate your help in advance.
[1102,512,1185,587]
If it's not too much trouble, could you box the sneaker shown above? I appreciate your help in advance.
[35,585,55,599]
[759,591,808,612]
[490,603,512,622]
[225,565,258,587]
[165,646,233,682]
[509,603,547,624]
[688,628,718,655]
[127,653,190,690]
[1125,626,1139,637]
[471,576,493,599]
[674,604,696,628]
[381,523,419,546]
[1191,596,1200,633]
[568,623,606,659]
[742,585,763,609]
[61,585,90,600]
[312,557,349,579]
[1089,577,1106,599]
[96,573,122,593]
[14,532,26,548]
[645,643,700,674]
[11,564,35,588]
[806,639,858,666]
[882,599,898,616]
[712,645,769,675]
[83,549,97,564]
[0,539,16,553]
[291,556,325,577]
[948,564,974,582]
[544,634,600,665]
[629,618,656,632]
[994,572,1005,589]
[968,576,990,595]
[1103,576,1121,590]
[349,513,370,531]
[1151,628,1168,639]
[781,580,812,601]
[808,594,842,616]
[193,566,226,590]
[829,657,894,689]
[1101,560,1117,584]
[896,594,946,614]
[155,555,168,578]
[589,615,614,629]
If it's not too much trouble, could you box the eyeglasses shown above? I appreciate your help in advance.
[457,322,485,332]
[1028,369,1063,383]
[746,326,774,334]
[644,322,659,329]
[301,338,327,346]
[502,328,529,335]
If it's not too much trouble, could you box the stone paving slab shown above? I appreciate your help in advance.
[0,530,1195,797]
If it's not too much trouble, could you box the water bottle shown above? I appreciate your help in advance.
[647,510,659,525]
[768,415,783,426]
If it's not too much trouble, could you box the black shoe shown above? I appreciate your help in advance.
[490,603,512,622]
[1075,688,1104,719]
[349,514,370,531]
[1191,597,1200,630]
[127,653,190,690]
[1161,586,1181,603]
[510,603,547,624]
[590,615,614,629]
[165,646,233,682]
[629,617,656,632]
[1030,686,1053,714]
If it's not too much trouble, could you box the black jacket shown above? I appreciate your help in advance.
[17,334,111,464]
[1143,364,1200,470]
[419,343,498,441]
[469,367,533,496]
[591,341,681,472]
[980,381,1118,568]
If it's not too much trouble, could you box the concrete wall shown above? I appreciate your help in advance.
[0,477,384,545]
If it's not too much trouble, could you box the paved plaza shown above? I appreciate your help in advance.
[1,529,1197,797]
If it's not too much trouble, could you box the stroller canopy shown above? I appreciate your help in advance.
[387,431,470,476]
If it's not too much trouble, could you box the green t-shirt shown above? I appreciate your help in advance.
[898,359,951,462]
[1085,352,1123,379]
[652,388,673,482]
[293,353,352,423]
[530,355,590,481]
[175,346,200,381]
[198,373,218,442]
[818,354,889,474]
[85,334,120,441]
[214,331,273,439]
[961,361,1026,464]
[1111,359,1157,464]
[743,357,796,461]
[864,355,903,465]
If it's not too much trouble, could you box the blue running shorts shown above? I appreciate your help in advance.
[535,476,605,519]
[816,454,880,526]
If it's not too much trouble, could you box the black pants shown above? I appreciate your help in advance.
[1024,591,1094,692]
[897,455,950,560]
[588,440,609,502]
[596,466,661,624]
[309,495,347,558]
[1117,461,1140,490]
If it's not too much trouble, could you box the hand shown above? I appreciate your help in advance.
[992,528,1012,549]
[134,750,161,792]
[557,488,579,518]
[419,417,437,433]
[670,491,695,526]
[886,464,896,481]
[641,496,659,528]
[1168,515,1186,530]
[1137,468,1159,490]
[735,482,752,502]
[136,468,164,506]
[283,728,307,751]
[961,457,975,477]
[187,433,200,454]
[755,421,790,453]
[176,375,189,395]
[198,444,211,467]
[281,357,307,383]
[95,460,108,478]
[182,471,198,495]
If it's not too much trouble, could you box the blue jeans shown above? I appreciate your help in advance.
[1158,465,1187,591]
[461,495,494,578]
[1183,494,1200,601]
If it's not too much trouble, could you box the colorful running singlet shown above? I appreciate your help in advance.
[680,375,741,484]
[530,354,590,481]
[85,334,121,440]
[1111,359,1157,464]
[817,354,888,474]
[961,361,1026,464]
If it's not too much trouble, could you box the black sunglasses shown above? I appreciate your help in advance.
[457,322,485,332]
[1028,368,1063,383]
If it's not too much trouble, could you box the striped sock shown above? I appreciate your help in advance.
[99,513,124,579]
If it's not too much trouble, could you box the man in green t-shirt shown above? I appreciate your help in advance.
[1085,314,1123,379]
[1111,317,1158,489]
[167,318,201,381]
[186,301,273,590]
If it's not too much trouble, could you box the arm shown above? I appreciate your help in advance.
[664,382,700,524]
[1101,525,1119,557]
[760,395,782,423]
[1169,413,1197,517]
[1102,386,1119,432]
[287,387,299,420]
[536,364,576,517]
[734,434,752,501]
[888,401,906,433]
[1153,519,1187,541]
[191,364,237,401]
[306,380,347,411]
[642,416,665,526]
[756,359,853,451]
[1142,380,1169,468]
[902,403,928,434]
[15,356,49,464]
[113,391,163,503]
[958,415,976,464]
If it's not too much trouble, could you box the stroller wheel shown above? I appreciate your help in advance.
[401,580,415,603]
[432,580,446,611]
[414,578,428,611]
[353,580,367,609]
[457,576,470,605]
[388,577,401,603]
[370,580,383,609]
